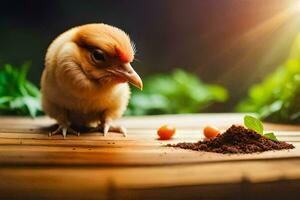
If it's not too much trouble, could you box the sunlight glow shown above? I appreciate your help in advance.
[293,1,300,12]
[217,1,300,85]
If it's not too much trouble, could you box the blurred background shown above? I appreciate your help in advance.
[1,0,300,122]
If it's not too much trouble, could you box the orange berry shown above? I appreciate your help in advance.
[203,126,221,139]
[157,125,176,140]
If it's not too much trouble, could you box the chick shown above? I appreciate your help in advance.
[41,23,142,138]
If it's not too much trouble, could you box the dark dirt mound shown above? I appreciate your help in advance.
[167,125,294,154]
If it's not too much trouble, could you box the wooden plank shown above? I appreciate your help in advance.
[1,114,300,133]
[1,160,300,199]
[0,135,299,148]
[0,114,299,166]
[0,114,300,199]
[0,128,300,139]
[0,142,298,166]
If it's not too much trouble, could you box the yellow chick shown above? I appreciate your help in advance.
[41,23,143,138]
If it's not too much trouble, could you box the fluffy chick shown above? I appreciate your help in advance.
[41,23,142,138]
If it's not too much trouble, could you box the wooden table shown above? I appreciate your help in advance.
[0,114,300,200]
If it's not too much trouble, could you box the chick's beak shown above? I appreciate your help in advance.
[106,63,143,90]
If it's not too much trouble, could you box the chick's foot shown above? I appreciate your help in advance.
[92,123,127,137]
[49,125,80,138]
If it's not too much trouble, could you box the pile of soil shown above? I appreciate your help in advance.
[168,125,294,154]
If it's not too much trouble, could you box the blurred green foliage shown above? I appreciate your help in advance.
[236,34,300,124]
[0,63,42,117]
[126,69,228,115]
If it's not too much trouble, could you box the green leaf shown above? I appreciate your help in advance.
[244,115,264,135]
[236,33,300,124]
[264,132,278,141]
[207,85,228,102]
[0,96,13,104]
[24,82,40,97]
[0,63,43,117]
[126,69,228,116]
[23,96,41,117]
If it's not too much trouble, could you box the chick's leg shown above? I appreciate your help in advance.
[43,99,80,138]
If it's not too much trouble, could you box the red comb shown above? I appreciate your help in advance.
[115,46,130,63]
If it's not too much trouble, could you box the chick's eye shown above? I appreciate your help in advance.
[92,50,105,62]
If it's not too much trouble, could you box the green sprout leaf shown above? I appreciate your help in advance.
[264,132,278,141]
[243,115,278,141]
[244,115,264,135]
